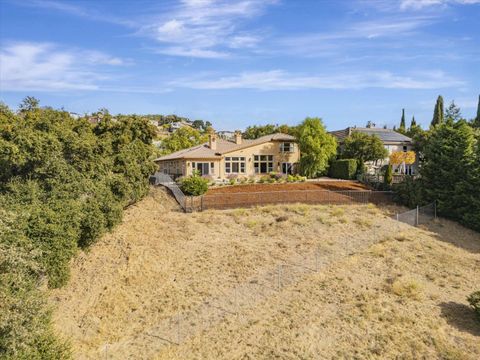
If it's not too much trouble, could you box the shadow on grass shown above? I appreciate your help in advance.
[422,219,480,254]
[439,301,480,337]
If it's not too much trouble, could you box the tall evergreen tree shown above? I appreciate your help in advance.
[399,108,406,132]
[445,100,461,125]
[461,131,480,230]
[410,116,417,128]
[473,94,480,128]
[431,95,444,127]
[421,121,475,220]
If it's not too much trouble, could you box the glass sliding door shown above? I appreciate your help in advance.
[192,162,211,175]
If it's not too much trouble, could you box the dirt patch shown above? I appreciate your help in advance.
[207,180,370,194]
[50,187,480,359]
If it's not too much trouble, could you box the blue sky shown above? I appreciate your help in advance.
[0,0,479,131]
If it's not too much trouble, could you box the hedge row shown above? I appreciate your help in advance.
[329,159,357,179]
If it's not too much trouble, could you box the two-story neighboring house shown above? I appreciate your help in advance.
[154,131,300,180]
[330,127,417,175]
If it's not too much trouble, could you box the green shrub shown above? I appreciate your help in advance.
[393,177,425,208]
[227,174,238,185]
[0,220,71,359]
[384,164,393,186]
[467,291,480,320]
[329,159,357,179]
[258,175,270,183]
[179,174,209,195]
[78,198,107,249]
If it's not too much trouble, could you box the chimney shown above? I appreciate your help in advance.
[234,130,242,145]
[209,131,217,150]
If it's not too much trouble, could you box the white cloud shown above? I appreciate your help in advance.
[400,0,480,10]
[143,0,277,58]
[16,0,136,27]
[156,47,230,59]
[0,42,125,91]
[83,51,127,66]
[171,69,464,90]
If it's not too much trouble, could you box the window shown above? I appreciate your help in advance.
[193,162,210,175]
[225,157,245,174]
[280,142,294,152]
[282,163,293,174]
[403,145,408,152]
[254,155,274,173]
[406,164,415,175]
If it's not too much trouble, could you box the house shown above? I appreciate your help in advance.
[168,120,193,133]
[330,127,417,175]
[155,131,300,180]
[216,130,236,141]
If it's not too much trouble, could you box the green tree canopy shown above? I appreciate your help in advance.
[444,100,462,125]
[191,119,212,132]
[243,124,295,139]
[0,98,157,356]
[296,117,337,178]
[421,121,475,220]
[161,126,208,154]
[472,95,480,128]
[340,132,388,169]
[18,96,40,113]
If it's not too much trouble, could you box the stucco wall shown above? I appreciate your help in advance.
[218,141,300,179]
[367,142,417,175]
[156,140,300,180]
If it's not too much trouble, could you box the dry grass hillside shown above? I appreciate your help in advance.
[50,187,480,359]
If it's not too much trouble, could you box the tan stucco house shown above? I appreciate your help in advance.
[330,127,417,175]
[155,131,300,180]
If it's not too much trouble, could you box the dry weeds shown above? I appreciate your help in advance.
[50,187,480,359]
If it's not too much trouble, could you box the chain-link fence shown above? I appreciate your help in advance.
[100,222,400,358]
[394,202,436,226]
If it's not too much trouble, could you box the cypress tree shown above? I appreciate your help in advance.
[473,94,480,128]
[411,116,417,128]
[399,108,406,132]
[431,95,444,127]
[384,164,393,186]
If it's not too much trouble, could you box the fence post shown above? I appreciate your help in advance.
[277,265,282,290]
[396,213,399,221]
[177,314,180,344]
[416,205,419,226]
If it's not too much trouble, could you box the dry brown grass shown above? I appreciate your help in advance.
[50,187,480,359]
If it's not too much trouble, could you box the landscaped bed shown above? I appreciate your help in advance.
[207,180,370,194]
